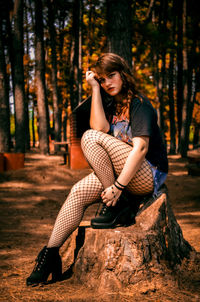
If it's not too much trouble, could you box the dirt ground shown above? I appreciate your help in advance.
[0,149,200,302]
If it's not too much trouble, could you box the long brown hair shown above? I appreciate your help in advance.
[94,53,139,100]
[94,53,139,117]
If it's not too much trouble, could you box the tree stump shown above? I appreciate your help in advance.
[61,186,194,293]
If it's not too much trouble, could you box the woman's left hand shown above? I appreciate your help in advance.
[101,185,122,207]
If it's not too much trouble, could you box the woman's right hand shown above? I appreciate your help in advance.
[86,71,100,88]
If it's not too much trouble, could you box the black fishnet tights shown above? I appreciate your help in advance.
[81,130,153,194]
[48,172,103,248]
[47,129,153,248]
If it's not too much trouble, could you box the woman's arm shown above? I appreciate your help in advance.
[86,71,110,133]
[101,136,149,206]
[117,136,149,186]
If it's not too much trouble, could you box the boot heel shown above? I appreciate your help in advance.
[52,261,62,282]
[117,207,136,226]
[52,270,62,282]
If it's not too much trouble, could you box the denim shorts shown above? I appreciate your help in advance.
[147,160,167,197]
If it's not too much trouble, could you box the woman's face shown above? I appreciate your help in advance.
[98,71,123,97]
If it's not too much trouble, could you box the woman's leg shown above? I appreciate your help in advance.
[81,129,154,195]
[47,172,103,248]
[27,172,103,286]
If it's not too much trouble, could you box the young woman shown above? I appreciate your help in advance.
[26,53,168,286]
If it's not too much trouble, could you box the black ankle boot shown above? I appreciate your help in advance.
[26,246,62,286]
[91,195,135,229]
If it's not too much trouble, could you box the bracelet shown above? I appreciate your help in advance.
[114,182,124,191]
[116,180,126,188]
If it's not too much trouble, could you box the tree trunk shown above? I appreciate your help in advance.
[158,52,166,135]
[61,187,194,294]
[176,0,183,149]
[5,1,15,104]
[78,0,82,106]
[70,0,82,110]
[0,14,10,152]
[47,0,61,145]
[180,0,198,157]
[58,15,68,142]
[193,66,200,148]
[157,0,168,136]
[86,1,95,66]
[24,1,30,150]
[154,54,162,128]
[31,101,36,148]
[179,0,191,157]
[168,50,176,154]
[106,0,132,67]
[168,0,176,154]
[35,0,49,154]
[13,0,26,153]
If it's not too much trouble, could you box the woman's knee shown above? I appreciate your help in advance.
[81,129,98,149]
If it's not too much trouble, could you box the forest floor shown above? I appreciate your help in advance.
[0,149,200,302]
